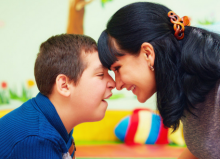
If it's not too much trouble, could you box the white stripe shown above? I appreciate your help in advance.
[62,152,72,159]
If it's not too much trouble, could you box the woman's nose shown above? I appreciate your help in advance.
[107,75,116,90]
[115,74,124,90]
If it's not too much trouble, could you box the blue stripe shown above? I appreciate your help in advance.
[115,116,130,141]
[145,114,161,144]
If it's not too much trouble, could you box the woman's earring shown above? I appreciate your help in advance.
[145,54,154,71]
[149,64,154,71]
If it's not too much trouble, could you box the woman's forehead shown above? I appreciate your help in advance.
[110,54,127,67]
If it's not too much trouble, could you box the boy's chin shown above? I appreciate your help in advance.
[86,102,108,122]
[101,100,108,109]
[92,109,107,122]
[89,114,106,122]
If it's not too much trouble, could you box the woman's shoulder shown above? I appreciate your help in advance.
[182,79,220,158]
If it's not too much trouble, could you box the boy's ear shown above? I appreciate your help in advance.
[55,74,71,97]
[140,42,155,66]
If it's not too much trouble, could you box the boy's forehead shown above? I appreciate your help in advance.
[81,50,105,70]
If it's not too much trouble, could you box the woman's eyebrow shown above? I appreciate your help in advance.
[110,65,119,71]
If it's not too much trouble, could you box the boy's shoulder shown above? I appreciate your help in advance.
[0,98,64,158]
[0,99,41,135]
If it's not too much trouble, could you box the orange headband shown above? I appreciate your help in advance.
[168,11,190,40]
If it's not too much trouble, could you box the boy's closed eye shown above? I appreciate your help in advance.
[94,64,105,77]
[97,73,104,77]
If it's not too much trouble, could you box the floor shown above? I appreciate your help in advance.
[76,144,185,159]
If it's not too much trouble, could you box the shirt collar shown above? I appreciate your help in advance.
[32,92,71,143]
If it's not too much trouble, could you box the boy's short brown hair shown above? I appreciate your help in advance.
[34,34,97,96]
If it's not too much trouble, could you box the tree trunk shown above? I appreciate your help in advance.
[67,0,85,34]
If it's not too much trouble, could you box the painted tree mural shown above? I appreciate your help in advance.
[67,0,112,34]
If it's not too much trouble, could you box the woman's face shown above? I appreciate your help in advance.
[110,46,156,103]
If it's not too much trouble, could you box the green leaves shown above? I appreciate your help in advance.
[9,85,32,103]
[0,90,10,105]
[109,93,124,100]
[198,19,215,25]
[101,0,112,7]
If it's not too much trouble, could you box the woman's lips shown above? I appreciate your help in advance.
[132,85,136,94]
[131,85,136,91]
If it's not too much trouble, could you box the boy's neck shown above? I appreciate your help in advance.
[48,93,81,134]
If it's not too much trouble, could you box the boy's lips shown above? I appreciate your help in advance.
[103,94,112,100]
[102,94,112,103]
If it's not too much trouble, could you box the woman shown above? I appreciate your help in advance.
[98,2,220,159]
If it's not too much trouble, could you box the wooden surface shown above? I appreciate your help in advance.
[76,144,184,158]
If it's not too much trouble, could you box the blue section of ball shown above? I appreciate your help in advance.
[145,114,161,144]
[115,116,130,141]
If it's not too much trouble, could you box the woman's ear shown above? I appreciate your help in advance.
[55,74,71,97]
[140,42,155,67]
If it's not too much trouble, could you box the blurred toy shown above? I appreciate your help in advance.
[168,121,185,146]
[115,108,185,146]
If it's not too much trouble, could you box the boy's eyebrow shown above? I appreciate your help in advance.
[95,64,105,70]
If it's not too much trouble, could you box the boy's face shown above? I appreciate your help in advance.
[71,50,115,122]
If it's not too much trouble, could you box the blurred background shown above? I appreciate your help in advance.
[1,0,220,158]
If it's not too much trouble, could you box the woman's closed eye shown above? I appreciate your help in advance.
[113,66,120,73]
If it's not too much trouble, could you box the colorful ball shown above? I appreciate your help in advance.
[115,108,169,145]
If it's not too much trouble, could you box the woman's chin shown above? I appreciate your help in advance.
[137,96,147,103]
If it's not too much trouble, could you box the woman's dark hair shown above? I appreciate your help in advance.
[98,2,220,131]
[35,34,97,96]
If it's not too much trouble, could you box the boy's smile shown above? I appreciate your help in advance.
[102,93,113,104]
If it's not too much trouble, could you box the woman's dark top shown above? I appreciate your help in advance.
[182,80,220,159]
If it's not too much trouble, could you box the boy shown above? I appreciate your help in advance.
[0,34,115,159]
